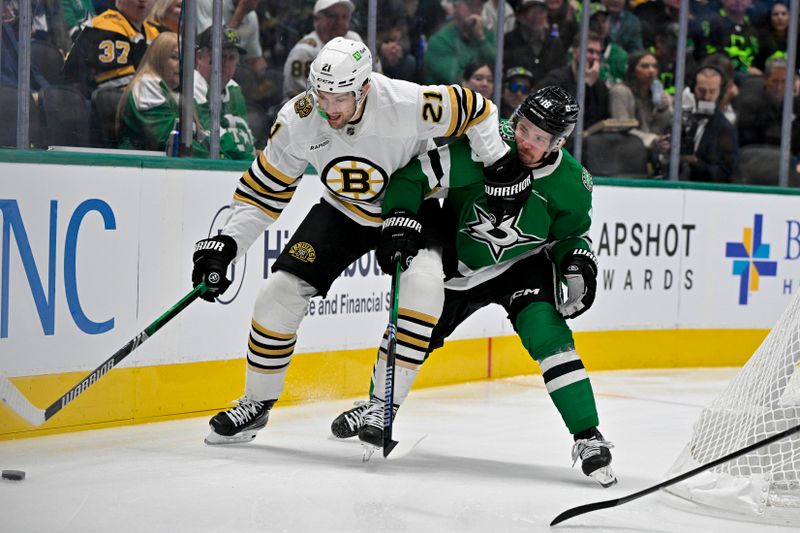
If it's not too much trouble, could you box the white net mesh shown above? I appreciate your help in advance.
[664,292,800,523]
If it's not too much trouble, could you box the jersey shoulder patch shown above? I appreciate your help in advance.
[275,97,319,143]
[294,94,314,118]
[581,167,593,192]
[499,120,515,142]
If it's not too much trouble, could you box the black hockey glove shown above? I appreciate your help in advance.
[376,209,422,274]
[483,150,531,222]
[192,234,237,302]
[558,249,598,319]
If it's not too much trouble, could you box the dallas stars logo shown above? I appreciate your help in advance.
[462,205,542,262]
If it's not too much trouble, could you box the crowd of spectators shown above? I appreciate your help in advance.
[2,0,800,183]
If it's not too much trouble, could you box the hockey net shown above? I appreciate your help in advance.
[663,292,800,524]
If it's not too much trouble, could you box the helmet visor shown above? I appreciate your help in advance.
[514,119,554,151]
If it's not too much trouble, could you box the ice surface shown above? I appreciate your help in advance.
[0,368,797,532]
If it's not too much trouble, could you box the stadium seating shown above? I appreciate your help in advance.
[39,85,91,148]
[582,132,649,178]
[91,85,125,148]
[31,39,64,85]
[0,85,42,148]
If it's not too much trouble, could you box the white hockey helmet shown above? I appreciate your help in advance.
[308,37,372,101]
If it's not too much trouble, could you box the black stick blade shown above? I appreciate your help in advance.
[383,439,399,458]
[551,424,800,526]
[550,497,620,526]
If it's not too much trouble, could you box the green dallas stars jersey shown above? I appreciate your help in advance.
[194,74,256,160]
[382,122,594,290]
[117,75,209,157]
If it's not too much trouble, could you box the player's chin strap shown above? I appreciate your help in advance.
[538,150,560,167]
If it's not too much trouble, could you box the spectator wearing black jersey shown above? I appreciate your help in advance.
[698,0,760,76]
[754,1,799,73]
[64,0,161,98]
[503,0,567,82]
[736,57,800,156]
[535,32,611,129]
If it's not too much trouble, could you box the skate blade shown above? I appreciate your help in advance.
[330,431,359,440]
[204,429,259,445]
[362,443,379,462]
[589,466,617,488]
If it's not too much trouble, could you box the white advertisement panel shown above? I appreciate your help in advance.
[0,163,429,376]
[679,189,800,327]
[580,186,690,331]
[1,163,143,375]
[2,162,799,378]
[573,185,800,332]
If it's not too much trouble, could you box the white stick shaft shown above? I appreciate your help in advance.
[0,376,46,426]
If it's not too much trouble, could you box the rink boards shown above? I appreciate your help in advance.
[1,151,799,438]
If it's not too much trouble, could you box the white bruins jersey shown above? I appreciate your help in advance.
[224,73,508,257]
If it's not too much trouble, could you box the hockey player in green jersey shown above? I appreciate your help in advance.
[332,86,616,487]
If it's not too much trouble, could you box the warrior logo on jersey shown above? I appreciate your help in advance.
[581,168,593,192]
[288,242,316,263]
[321,156,388,201]
[462,205,543,262]
[294,95,314,118]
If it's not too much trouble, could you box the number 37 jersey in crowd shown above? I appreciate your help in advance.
[221,72,509,256]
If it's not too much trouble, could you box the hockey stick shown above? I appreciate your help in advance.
[551,422,800,526]
[0,283,208,427]
[382,262,401,457]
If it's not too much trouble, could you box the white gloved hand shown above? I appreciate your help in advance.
[558,249,598,319]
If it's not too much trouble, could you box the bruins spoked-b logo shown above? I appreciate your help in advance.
[289,242,316,263]
[321,156,388,201]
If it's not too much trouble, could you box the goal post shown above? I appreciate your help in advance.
[663,292,800,524]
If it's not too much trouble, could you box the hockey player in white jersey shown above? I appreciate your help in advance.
[191,37,512,445]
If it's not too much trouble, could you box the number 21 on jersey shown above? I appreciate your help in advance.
[422,91,443,123]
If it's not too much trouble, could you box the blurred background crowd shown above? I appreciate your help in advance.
[2,0,799,185]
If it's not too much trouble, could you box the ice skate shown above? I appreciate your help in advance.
[204,396,275,445]
[331,400,371,439]
[357,397,398,461]
[571,427,617,487]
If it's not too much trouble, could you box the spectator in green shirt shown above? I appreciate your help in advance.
[423,0,496,85]
[62,0,95,39]
[194,27,256,160]
[586,2,628,84]
[117,32,209,157]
